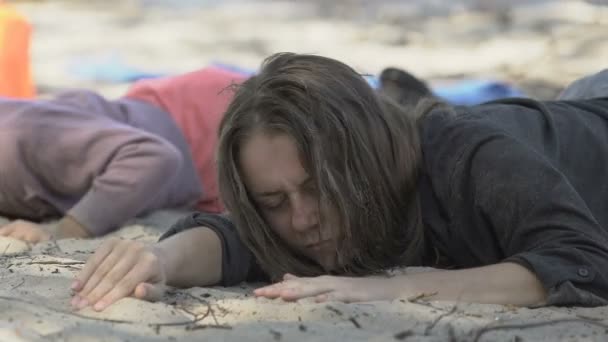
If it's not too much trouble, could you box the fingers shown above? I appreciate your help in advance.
[134,283,165,302]
[76,241,130,301]
[81,253,140,309]
[254,276,333,301]
[253,285,283,299]
[78,246,129,297]
[14,230,46,244]
[314,293,329,303]
[71,239,166,311]
[72,238,120,292]
[283,273,298,280]
[2,218,75,242]
[92,264,161,311]
[0,221,49,244]
[314,292,352,303]
[0,225,15,236]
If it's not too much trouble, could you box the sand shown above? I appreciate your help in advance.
[1,0,608,341]
[2,215,608,341]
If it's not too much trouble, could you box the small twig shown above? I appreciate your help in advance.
[408,299,445,311]
[269,329,282,341]
[200,307,213,322]
[149,314,208,328]
[326,305,343,316]
[208,303,220,325]
[26,260,85,266]
[575,314,605,321]
[177,306,198,318]
[154,299,214,328]
[349,316,361,329]
[49,239,63,254]
[446,323,457,342]
[10,278,25,290]
[149,291,220,328]
[59,265,82,271]
[0,252,30,262]
[406,291,438,302]
[2,243,11,256]
[472,317,608,342]
[68,313,131,324]
[5,255,33,261]
[183,292,219,325]
[185,324,232,331]
[394,330,414,340]
[424,305,458,335]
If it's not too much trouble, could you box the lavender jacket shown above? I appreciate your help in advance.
[0,90,202,235]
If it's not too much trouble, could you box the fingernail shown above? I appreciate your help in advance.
[93,301,105,311]
[70,296,79,307]
[77,298,89,309]
[70,280,80,290]
[138,285,147,298]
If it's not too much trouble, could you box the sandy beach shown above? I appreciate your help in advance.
[2,0,608,340]
[2,217,608,341]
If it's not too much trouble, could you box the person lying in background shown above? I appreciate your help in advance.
[0,67,246,243]
[70,53,608,311]
[378,66,435,106]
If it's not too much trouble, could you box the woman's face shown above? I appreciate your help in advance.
[239,132,340,270]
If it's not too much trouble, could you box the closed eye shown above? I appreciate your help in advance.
[258,195,287,211]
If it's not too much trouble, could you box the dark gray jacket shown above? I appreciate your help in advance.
[163,96,608,307]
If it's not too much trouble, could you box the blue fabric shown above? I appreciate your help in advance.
[431,79,526,105]
[364,75,526,105]
[67,55,166,83]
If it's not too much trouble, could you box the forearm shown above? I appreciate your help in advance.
[397,262,547,306]
[155,227,222,288]
[67,138,183,236]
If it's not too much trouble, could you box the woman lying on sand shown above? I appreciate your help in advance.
[72,53,608,311]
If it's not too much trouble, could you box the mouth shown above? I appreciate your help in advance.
[307,240,331,251]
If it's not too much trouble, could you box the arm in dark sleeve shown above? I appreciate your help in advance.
[160,212,267,286]
[464,135,608,306]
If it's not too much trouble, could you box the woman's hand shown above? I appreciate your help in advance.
[255,264,547,306]
[254,274,400,303]
[0,219,51,244]
[71,238,167,311]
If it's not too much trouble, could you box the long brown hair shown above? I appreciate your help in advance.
[217,53,442,280]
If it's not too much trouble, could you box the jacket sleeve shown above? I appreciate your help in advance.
[159,212,267,286]
[66,127,183,235]
[464,135,608,306]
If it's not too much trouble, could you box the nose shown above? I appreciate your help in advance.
[290,192,319,233]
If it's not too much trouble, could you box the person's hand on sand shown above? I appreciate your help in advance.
[71,238,167,311]
[254,273,401,303]
[0,219,51,244]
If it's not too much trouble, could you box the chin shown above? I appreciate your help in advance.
[317,255,338,272]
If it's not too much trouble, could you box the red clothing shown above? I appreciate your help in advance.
[125,67,246,213]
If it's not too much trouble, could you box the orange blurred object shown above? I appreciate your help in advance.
[0,2,35,98]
